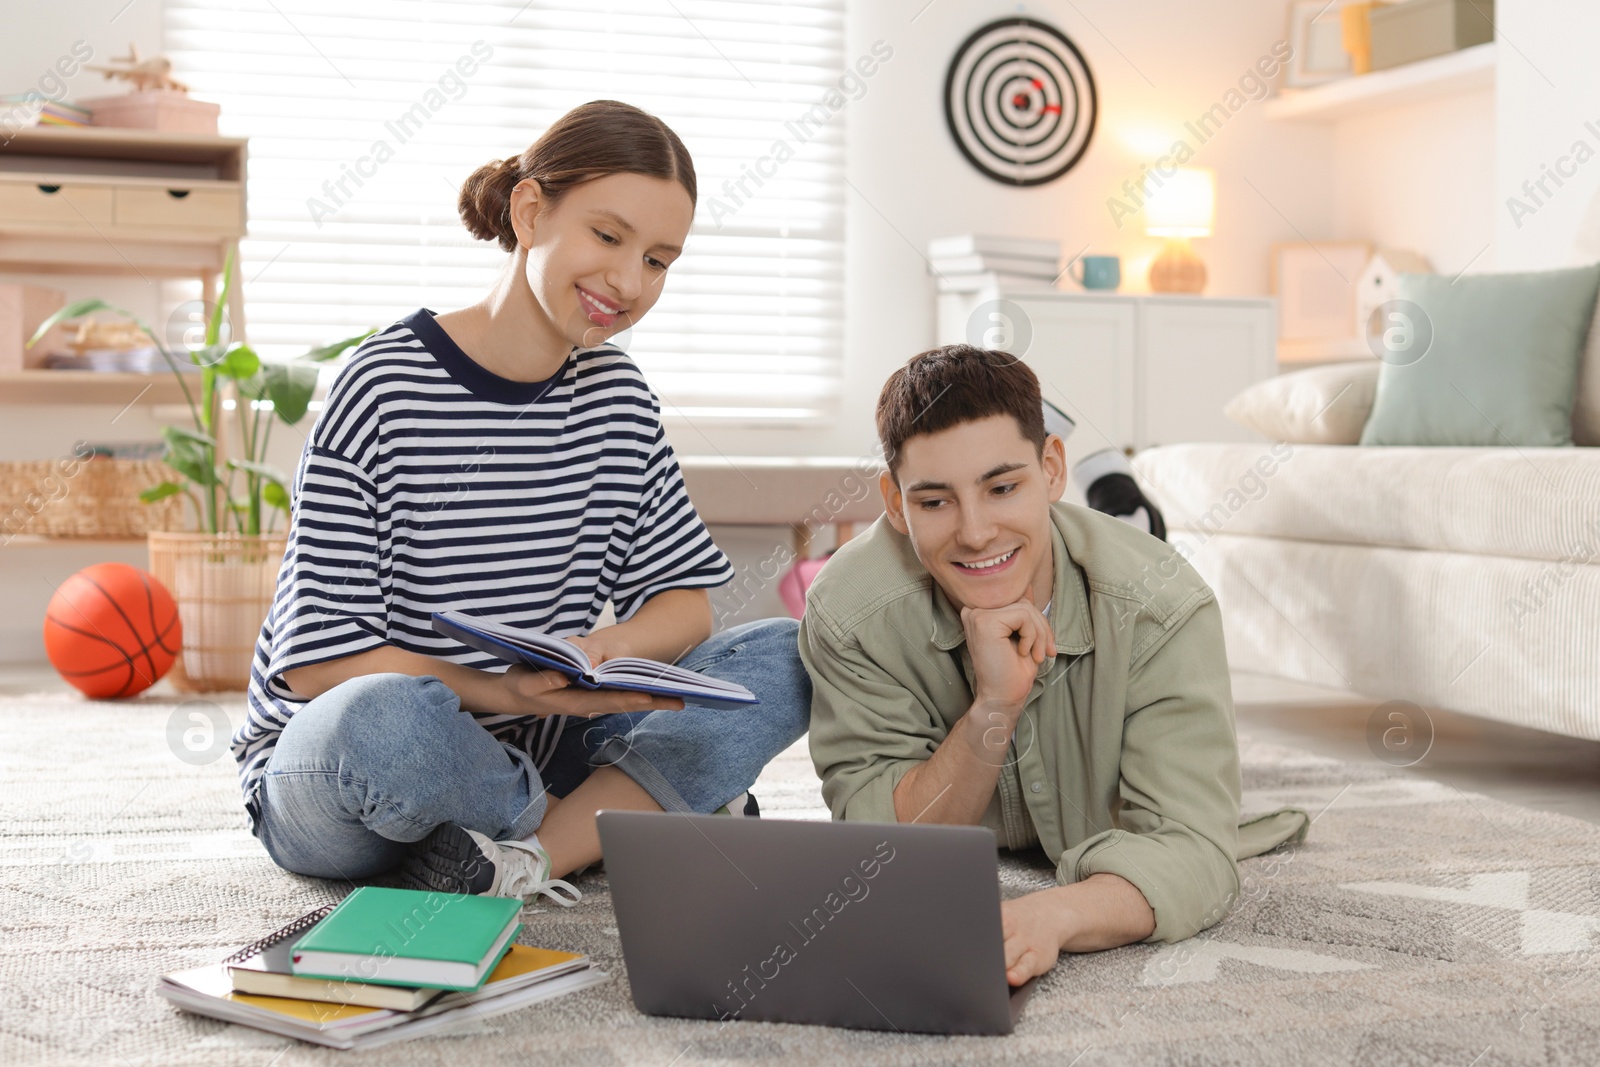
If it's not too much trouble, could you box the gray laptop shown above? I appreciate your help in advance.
[597,811,1035,1035]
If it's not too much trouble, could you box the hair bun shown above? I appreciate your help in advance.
[456,101,698,255]
[458,155,522,252]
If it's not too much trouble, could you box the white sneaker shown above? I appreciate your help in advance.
[400,822,581,907]
[715,791,760,817]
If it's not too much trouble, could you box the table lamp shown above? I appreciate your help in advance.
[1145,166,1215,294]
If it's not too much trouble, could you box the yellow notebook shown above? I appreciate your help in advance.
[162,944,590,1039]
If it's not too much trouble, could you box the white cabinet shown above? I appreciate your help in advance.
[937,286,1276,466]
[1138,299,1277,449]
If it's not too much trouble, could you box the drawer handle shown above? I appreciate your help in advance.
[166,189,191,199]
[37,184,61,194]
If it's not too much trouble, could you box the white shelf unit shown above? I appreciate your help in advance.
[1264,42,1495,122]
[937,288,1278,464]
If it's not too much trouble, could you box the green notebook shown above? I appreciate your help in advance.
[290,887,523,992]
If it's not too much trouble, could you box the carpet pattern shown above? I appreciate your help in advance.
[3,688,1600,1066]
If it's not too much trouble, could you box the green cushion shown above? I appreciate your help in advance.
[1359,264,1600,447]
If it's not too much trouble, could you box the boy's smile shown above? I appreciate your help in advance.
[951,546,1020,575]
[881,414,1067,612]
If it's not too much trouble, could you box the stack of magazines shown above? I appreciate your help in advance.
[158,889,607,1051]
[0,92,91,127]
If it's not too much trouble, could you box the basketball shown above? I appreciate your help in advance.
[44,563,182,699]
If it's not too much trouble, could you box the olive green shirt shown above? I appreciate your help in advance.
[800,503,1308,943]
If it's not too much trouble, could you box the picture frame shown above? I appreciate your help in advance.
[1285,0,1354,88]
[1270,241,1372,341]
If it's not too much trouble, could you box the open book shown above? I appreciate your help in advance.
[432,611,758,711]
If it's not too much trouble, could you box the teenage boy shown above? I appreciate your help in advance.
[801,345,1308,987]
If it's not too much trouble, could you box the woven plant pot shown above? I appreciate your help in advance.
[147,532,285,692]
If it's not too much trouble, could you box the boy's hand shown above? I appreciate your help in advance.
[961,600,1055,713]
[1001,890,1069,986]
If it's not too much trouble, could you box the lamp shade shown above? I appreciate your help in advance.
[1144,167,1215,238]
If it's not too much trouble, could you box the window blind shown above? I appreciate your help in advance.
[165,0,846,420]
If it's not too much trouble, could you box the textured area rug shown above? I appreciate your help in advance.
[4,686,1600,1066]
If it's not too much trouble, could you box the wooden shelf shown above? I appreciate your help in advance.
[0,126,248,401]
[0,126,246,172]
[1,535,149,547]
[1264,42,1495,121]
[0,369,194,406]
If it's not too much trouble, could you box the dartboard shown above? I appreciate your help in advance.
[943,17,1097,187]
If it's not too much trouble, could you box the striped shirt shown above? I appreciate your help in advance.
[232,309,733,832]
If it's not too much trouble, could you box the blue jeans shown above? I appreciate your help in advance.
[255,618,810,880]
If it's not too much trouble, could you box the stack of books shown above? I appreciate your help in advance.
[45,349,195,374]
[0,93,91,127]
[158,887,607,1051]
[927,234,1063,294]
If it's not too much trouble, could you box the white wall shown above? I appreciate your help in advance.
[1495,0,1600,269]
[1330,89,1497,276]
[716,0,1339,459]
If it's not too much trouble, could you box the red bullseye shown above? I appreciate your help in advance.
[44,563,181,699]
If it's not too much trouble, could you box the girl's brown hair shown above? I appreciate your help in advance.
[458,100,697,253]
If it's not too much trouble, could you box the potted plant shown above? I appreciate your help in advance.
[30,252,370,690]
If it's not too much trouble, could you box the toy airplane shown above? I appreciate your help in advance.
[85,44,189,94]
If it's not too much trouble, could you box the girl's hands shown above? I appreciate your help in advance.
[495,664,684,718]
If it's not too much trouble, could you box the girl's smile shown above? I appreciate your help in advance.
[518,172,692,357]
[576,285,624,328]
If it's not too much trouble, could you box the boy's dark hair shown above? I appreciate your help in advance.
[876,345,1046,478]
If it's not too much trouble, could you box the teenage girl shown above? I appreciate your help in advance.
[232,100,811,906]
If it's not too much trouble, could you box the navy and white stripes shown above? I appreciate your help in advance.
[232,309,733,831]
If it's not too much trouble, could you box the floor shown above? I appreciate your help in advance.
[1230,672,1600,827]
[5,662,1597,825]
[8,662,1600,1065]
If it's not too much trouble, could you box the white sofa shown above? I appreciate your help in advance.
[1136,442,1600,741]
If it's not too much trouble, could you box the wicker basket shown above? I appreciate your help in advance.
[147,532,286,692]
[0,456,184,539]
